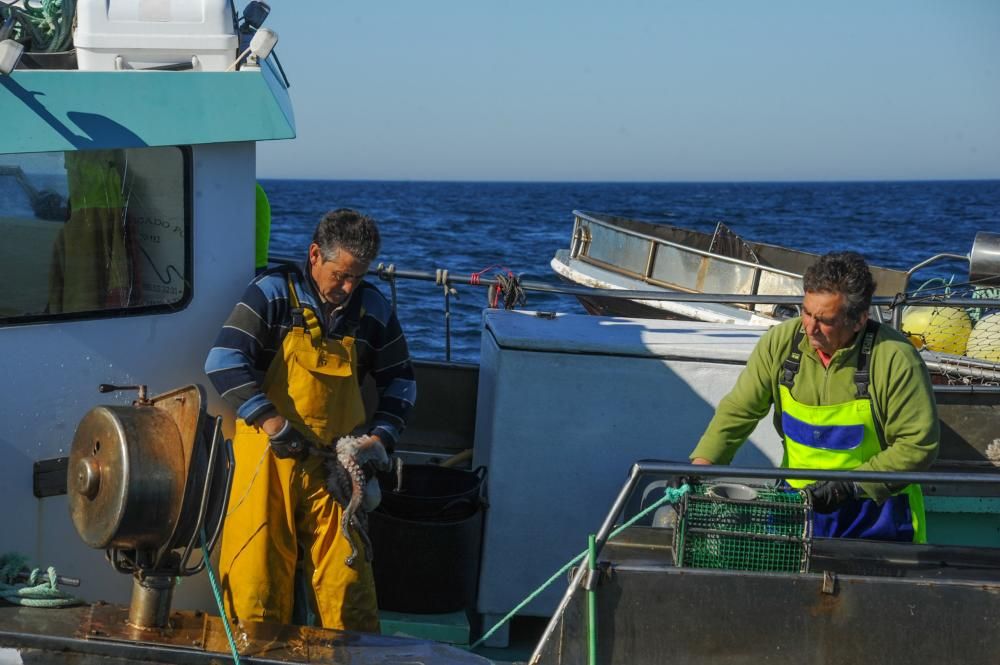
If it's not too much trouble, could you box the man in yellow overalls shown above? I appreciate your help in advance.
[690,252,939,541]
[205,209,416,630]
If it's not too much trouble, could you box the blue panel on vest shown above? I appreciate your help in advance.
[782,412,863,451]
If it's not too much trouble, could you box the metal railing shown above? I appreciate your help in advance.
[529,460,1000,665]
[271,254,1000,384]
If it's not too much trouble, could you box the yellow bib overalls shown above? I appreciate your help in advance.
[218,276,378,631]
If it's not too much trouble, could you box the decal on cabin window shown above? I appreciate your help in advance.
[0,147,189,323]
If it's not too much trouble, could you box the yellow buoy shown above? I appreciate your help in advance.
[967,312,1000,363]
[901,305,972,356]
[901,306,932,349]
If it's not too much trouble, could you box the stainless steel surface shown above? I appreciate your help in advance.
[969,231,1000,285]
[535,554,1000,665]
[68,384,233,636]
[68,405,185,550]
[0,604,491,665]
[574,210,803,279]
[127,576,175,629]
[531,461,1000,665]
[628,460,1000,486]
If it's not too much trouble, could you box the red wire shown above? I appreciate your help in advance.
[471,264,516,308]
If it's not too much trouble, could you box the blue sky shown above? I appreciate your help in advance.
[256,1,1000,182]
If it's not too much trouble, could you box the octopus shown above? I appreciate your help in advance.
[324,435,389,567]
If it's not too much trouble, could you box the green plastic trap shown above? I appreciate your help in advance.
[673,482,812,573]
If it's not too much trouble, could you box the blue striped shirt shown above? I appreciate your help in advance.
[204,262,416,450]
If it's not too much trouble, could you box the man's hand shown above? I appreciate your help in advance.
[806,480,859,513]
[267,420,310,460]
[354,435,391,480]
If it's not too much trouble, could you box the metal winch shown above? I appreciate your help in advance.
[67,383,232,630]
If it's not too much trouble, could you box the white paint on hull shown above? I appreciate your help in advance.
[551,249,784,327]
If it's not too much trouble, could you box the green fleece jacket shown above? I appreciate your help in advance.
[691,317,940,502]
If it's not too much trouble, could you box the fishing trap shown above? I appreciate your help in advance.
[672,482,813,573]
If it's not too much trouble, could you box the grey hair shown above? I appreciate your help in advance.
[311,208,381,263]
[803,251,876,323]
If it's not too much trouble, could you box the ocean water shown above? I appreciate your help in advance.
[260,179,1000,363]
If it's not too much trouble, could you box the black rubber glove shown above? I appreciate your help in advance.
[806,480,859,513]
[268,420,309,460]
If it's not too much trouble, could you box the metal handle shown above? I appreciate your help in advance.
[98,383,149,402]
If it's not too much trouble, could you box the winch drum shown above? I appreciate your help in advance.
[68,405,186,550]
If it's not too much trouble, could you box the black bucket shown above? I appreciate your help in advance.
[370,508,484,613]
[370,464,487,613]
[377,464,486,522]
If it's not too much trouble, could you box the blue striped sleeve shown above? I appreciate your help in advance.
[355,286,416,451]
[204,271,290,424]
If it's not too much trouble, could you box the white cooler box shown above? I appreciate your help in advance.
[74,0,238,71]
[471,310,784,632]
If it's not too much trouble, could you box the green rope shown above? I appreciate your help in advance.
[200,528,242,665]
[0,553,81,608]
[470,483,690,650]
[1,0,76,53]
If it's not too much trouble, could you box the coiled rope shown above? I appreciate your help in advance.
[0,552,81,608]
[470,265,527,310]
[0,0,76,53]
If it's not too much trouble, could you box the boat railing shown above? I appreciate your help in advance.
[530,459,1000,665]
[270,254,1000,385]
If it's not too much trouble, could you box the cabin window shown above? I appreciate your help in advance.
[0,147,190,324]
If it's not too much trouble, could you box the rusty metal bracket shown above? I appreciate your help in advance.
[80,602,211,650]
[822,570,837,595]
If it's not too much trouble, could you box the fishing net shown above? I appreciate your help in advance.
[673,483,812,573]
[897,280,1000,386]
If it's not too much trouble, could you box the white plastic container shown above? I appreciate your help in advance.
[74,0,238,71]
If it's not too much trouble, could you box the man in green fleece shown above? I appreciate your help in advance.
[690,251,939,542]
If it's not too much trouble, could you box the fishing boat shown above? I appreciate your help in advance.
[551,208,1000,386]
[0,2,488,663]
[550,209,995,324]
[1,2,999,665]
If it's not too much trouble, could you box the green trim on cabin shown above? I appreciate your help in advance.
[0,65,294,154]
[925,496,1000,515]
[925,496,1000,548]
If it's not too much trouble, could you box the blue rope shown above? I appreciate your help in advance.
[470,484,690,649]
[200,528,241,665]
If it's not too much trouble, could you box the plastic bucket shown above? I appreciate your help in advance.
[370,464,487,613]
[370,508,484,613]
[377,464,486,522]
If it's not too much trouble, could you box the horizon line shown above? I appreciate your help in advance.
[257,176,1000,186]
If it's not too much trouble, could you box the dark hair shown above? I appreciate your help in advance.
[312,208,381,263]
[803,251,876,322]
